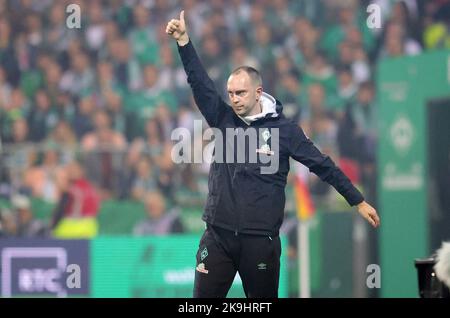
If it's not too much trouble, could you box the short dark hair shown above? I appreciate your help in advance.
[230,66,262,87]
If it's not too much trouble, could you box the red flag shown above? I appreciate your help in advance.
[293,165,315,221]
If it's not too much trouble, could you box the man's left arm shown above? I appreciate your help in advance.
[289,124,380,227]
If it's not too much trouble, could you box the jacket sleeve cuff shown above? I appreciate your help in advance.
[177,39,194,63]
[347,191,364,206]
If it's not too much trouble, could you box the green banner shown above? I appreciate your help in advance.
[378,50,450,297]
[91,235,288,298]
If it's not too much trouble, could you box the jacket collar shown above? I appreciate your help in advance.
[238,92,282,125]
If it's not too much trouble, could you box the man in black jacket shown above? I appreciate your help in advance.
[166,11,380,298]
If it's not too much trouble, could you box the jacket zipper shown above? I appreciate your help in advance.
[233,124,249,237]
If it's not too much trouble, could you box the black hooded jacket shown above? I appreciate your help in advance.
[178,40,364,236]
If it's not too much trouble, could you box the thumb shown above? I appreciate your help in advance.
[180,10,185,23]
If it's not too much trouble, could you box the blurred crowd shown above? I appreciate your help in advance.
[0,0,449,238]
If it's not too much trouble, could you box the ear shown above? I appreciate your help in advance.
[256,86,263,100]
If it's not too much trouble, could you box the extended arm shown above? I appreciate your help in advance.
[289,124,380,227]
[166,11,228,127]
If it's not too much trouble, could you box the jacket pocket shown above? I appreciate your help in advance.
[243,185,272,228]
[243,185,285,231]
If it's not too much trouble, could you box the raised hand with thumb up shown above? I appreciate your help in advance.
[165,10,189,46]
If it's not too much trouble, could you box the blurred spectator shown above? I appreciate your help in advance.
[250,23,277,89]
[96,60,118,92]
[81,109,126,199]
[109,38,141,92]
[351,45,371,84]
[0,16,21,86]
[43,62,64,108]
[305,84,339,156]
[4,118,35,193]
[199,34,228,90]
[275,69,304,121]
[45,120,77,164]
[390,0,420,41]
[0,213,5,236]
[27,89,58,142]
[158,42,190,102]
[51,160,101,239]
[0,66,12,108]
[1,88,29,144]
[73,96,95,139]
[23,147,65,203]
[46,1,76,52]
[125,64,177,135]
[12,194,47,237]
[133,191,184,235]
[154,103,176,141]
[332,65,358,118]
[303,83,326,124]
[128,117,166,165]
[103,86,138,141]
[129,4,159,65]
[320,4,375,61]
[423,0,450,50]
[23,13,43,69]
[349,81,378,162]
[131,157,158,201]
[155,145,176,201]
[303,51,337,99]
[229,44,260,73]
[0,208,16,237]
[60,50,95,99]
[85,0,106,53]
[266,0,295,45]
[379,20,422,59]
[285,17,314,70]
[338,80,377,203]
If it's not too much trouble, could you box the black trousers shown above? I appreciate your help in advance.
[193,224,281,298]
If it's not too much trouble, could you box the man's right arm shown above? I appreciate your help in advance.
[177,40,228,127]
[166,11,228,127]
